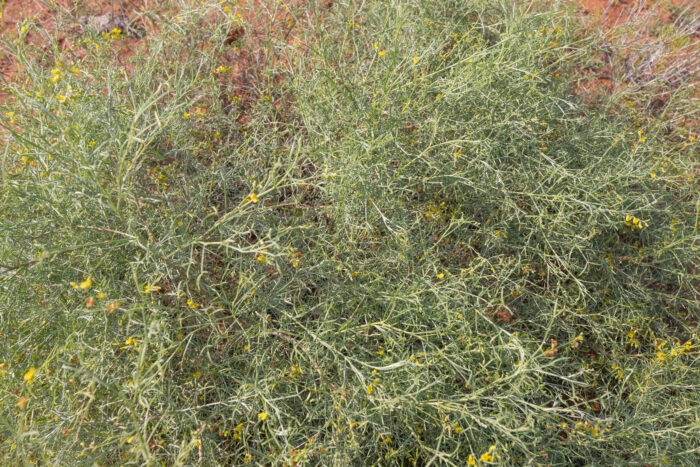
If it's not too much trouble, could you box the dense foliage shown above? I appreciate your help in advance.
[1,0,697,464]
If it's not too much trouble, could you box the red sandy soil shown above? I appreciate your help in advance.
[0,0,317,107]
[576,0,695,29]
[0,0,146,102]
[572,0,699,99]
[2,0,696,120]
[211,0,333,124]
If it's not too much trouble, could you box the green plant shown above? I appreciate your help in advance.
[1,0,697,464]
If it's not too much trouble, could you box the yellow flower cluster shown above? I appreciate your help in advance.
[120,337,138,350]
[212,65,231,74]
[49,68,61,83]
[101,28,122,40]
[71,277,92,289]
[627,329,640,348]
[373,42,386,56]
[255,248,268,263]
[656,340,693,362]
[624,215,646,232]
[468,444,497,464]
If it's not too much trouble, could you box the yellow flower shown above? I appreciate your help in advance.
[258,412,268,421]
[413,56,418,64]
[378,50,386,56]
[468,454,476,466]
[367,384,373,394]
[255,249,268,263]
[249,192,259,203]
[455,427,463,434]
[436,273,445,279]
[49,68,61,83]
[480,445,496,462]
[79,278,92,289]
[24,367,35,383]
[56,94,67,103]
[96,292,104,299]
